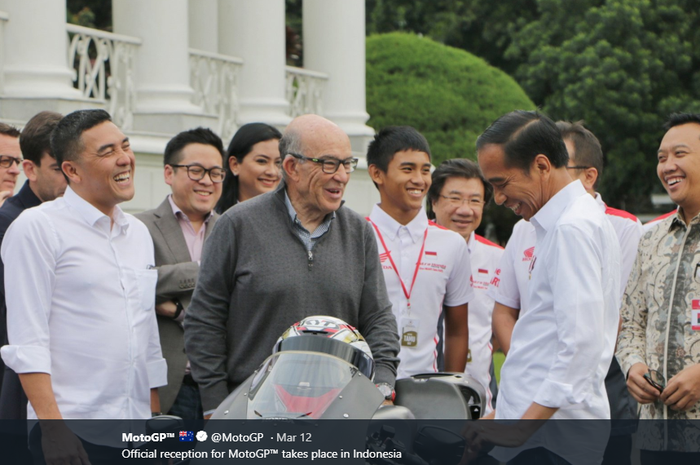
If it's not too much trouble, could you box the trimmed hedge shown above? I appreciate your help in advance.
[367,32,535,165]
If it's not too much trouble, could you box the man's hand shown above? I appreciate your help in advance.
[660,364,700,411]
[155,300,177,318]
[40,421,90,465]
[626,362,661,404]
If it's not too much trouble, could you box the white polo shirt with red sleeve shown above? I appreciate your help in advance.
[465,232,503,414]
[368,205,474,380]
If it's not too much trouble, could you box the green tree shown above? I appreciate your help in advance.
[508,0,700,209]
[366,32,536,242]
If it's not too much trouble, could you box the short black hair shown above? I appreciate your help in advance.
[163,127,224,167]
[50,109,112,166]
[20,111,63,166]
[476,110,568,173]
[426,159,493,220]
[663,113,700,131]
[366,126,431,173]
[556,120,603,190]
[0,123,20,139]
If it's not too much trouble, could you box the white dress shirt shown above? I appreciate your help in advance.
[368,205,473,379]
[491,181,620,464]
[464,233,503,414]
[1,187,167,427]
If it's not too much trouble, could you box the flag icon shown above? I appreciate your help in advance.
[179,431,194,442]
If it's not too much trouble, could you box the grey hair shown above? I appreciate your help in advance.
[279,128,304,181]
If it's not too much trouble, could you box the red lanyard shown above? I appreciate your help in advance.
[369,219,428,310]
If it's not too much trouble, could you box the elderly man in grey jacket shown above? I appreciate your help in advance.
[185,115,400,418]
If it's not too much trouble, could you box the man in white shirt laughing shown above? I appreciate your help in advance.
[465,110,620,465]
[1,109,166,464]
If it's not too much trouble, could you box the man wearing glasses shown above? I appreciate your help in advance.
[136,127,224,420]
[617,113,700,463]
[185,114,399,417]
[0,123,21,208]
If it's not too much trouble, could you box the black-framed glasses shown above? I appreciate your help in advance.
[439,195,484,208]
[287,152,358,174]
[566,165,591,170]
[0,155,21,169]
[170,164,225,183]
[643,369,666,393]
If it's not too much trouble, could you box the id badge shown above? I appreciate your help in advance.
[401,318,419,347]
[692,300,700,331]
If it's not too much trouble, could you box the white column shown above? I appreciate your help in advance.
[303,0,374,150]
[113,0,200,114]
[189,0,218,53]
[218,0,289,126]
[0,0,80,97]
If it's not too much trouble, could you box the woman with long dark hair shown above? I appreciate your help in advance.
[215,123,283,213]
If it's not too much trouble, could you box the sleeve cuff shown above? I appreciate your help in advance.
[373,365,397,387]
[200,382,232,413]
[488,289,520,309]
[618,354,645,380]
[532,378,576,409]
[1,345,52,374]
[147,358,168,388]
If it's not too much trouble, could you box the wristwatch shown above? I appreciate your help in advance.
[375,383,396,402]
[173,299,184,319]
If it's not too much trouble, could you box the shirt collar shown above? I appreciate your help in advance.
[63,186,129,233]
[466,231,476,253]
[594,192,607,213]
[369,203,429,243]
[668,206,700,231]
[283,189,336,228]
[167,194,213,225]
[530,180,586,239]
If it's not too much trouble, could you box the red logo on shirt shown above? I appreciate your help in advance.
[522,246,535,261]
[490,277,500,288]
[478,268,488,274]
[425,251,437,256]
[495,268,501,276]
[379,252,390,263]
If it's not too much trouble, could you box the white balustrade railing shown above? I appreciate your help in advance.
[67,24,141,131]
[285,66,328,118]
[189,49,243,142]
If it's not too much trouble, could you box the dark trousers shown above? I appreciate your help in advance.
[602,434,632,465]
[641,449,700,465]
[29,424,130,465]
[508,447,571,465]
[167,375,203,420]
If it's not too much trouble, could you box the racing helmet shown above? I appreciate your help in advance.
[273,315,375,380]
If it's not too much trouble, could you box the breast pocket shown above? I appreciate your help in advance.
[135,268,158,311]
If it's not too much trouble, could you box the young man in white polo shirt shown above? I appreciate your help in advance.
[427,159,503,414]
[367,126,474,380]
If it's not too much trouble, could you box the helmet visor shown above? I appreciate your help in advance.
[247,352,357,419]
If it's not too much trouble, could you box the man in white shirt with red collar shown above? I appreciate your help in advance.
[1,109,166,464]
[367,126,473,381]
[427,159,503,415]
[466,111,620,465]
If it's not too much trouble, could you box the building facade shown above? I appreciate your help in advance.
[0,0,379,214]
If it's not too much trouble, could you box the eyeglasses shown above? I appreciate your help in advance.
[643,369,665,393]
[287,152,358,174]
[0,155,21,168]
[566,165,590,170]
[170,164,225,183]
[439,195,484,207]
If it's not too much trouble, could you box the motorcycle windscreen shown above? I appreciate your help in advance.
[246,351,358,419]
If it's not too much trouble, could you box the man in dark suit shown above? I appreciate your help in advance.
[0,111,64,419]
[136,127,223,419]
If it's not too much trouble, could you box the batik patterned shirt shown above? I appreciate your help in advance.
[617,210,700,451]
